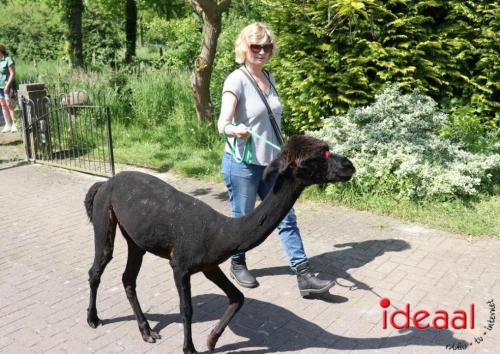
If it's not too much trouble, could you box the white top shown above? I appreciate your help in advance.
[218,68,283,166]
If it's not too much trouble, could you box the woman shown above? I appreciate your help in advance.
[218,22,334,296]
[0,44,17,133]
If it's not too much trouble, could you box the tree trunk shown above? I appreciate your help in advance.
[125,0,138,63]
[139,16,144,47]
[188,0,231,122]
[64,0,84,68]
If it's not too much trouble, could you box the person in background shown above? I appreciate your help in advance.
[217,22,335,297]
[0,44,17,133]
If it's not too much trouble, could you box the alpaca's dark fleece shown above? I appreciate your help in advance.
[85,135,355,354]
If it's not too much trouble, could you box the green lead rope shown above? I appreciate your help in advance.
[223,123,281,164]
[224,133,254,164]
[250,129,282,151]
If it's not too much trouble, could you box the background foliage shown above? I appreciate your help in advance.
[262,0,499,136]
[82,4,124,68]
[143,16,201,68]
[0,0,65,60]
[310,85,499,200]
[4,0,499,236]
[5,0,497,136]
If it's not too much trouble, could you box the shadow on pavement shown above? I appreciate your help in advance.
[97,240,430,352]
[214,191,229,202]
[251,239,410,298]
[101,292,465,353]
[189,188,213,197]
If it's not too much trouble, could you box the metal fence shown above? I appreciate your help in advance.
[19,88,115,177]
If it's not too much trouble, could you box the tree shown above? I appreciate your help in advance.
[138,0,189,19]
[262,0,499,133]
[125,0,137,62]
[187,0,231,122]
[62,0,84,68]
[137,0,190,47]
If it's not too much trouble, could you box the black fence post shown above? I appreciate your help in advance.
[106,107,115,176]
[19,97,32,160]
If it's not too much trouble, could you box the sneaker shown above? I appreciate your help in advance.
[10,124,17,133]
[1,124,11,133]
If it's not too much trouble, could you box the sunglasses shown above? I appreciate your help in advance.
[249,44,273,54]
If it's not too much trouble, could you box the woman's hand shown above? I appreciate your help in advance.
[233,124,250,139]
[225,123,250,139]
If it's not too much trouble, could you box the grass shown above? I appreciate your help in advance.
[112,122,224,178]
[16,59,72,83]
[301,186,500,238]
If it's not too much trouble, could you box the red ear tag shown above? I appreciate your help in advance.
[324,150,331,159]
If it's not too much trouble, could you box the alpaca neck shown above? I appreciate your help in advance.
[226,175,304,254]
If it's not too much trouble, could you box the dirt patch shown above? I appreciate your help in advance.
[0,131,22,145]
[0,131,24,161]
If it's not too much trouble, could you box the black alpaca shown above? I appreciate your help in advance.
[84,135,355,354]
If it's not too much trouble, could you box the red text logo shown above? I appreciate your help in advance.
[380,297,475,330]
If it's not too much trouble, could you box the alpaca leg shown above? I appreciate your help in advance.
[87,208,117,328]
[203,266,244,351]
[173,270,196,354]
[121,234,161,343]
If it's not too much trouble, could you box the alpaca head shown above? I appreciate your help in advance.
[263,135,355,187]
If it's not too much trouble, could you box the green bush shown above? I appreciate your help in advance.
[82,6,123,67]
[441,101,500,154]
[0,0,64,61]
[309,84,500,200]
[264,0,499,134]
[144,16,202,69]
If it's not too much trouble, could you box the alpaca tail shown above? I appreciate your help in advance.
[84,181,105,223]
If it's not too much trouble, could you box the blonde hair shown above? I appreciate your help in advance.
[234,22,279,64]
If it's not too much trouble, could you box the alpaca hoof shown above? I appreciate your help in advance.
[87,308,101,328]
[141,329,161,343]
[207,331,220,351]
[142,335,156,343]
[87,315,101,328]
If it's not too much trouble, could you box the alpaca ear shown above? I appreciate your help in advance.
[263,157,290,181]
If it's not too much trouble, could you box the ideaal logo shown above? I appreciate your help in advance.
[379,297,475,330]
[379,298,496,350]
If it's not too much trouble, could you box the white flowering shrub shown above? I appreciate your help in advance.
[309,85,500,199]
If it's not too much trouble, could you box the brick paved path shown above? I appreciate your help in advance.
[0,163,499,354]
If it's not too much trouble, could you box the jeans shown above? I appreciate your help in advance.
[221,152,308,271]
